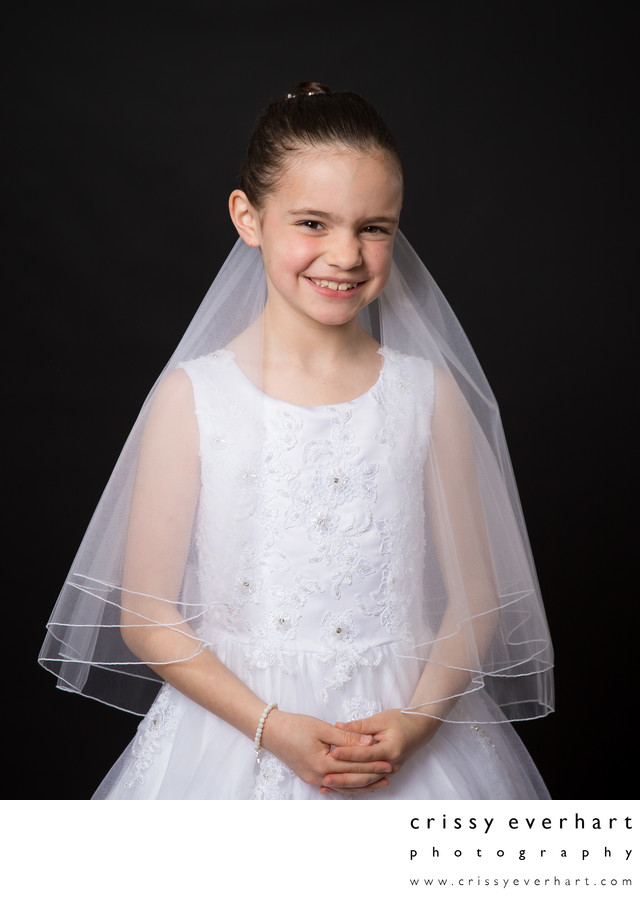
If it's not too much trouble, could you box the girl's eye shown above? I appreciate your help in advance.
[362,225,389,234]
[299,220,324,231]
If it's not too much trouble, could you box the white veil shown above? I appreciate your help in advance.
[39,232,553,722]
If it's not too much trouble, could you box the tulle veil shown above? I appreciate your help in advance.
[39,232,554,723]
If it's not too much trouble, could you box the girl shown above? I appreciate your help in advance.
[40,82,553,799]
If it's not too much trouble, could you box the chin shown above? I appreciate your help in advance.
[311,307,364,328]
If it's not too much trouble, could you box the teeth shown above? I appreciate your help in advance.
[312,279,357,291]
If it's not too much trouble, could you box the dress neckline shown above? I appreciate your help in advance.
[219,347,388,411]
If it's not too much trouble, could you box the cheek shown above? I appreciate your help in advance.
[283,241,318,274]
[264,240,309,275]
[369,244,394,281]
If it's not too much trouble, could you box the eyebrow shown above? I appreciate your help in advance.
[287,208,399,224]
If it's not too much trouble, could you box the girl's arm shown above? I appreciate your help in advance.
[120,369,391,790]
[323,368,500,794]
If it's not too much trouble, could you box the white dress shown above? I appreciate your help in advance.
[94,347,549,800]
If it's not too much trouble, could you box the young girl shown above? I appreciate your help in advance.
[40,82,553,799]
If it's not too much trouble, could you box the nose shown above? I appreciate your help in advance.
[325,230,363,271]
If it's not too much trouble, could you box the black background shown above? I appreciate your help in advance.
[5,3,635,799]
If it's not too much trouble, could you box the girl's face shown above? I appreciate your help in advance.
[233,147,403,330]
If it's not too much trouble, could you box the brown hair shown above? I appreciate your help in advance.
[238,81,404,208]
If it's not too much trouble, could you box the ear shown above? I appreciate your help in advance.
[229,190,261,247]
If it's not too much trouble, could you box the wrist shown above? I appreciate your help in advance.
[401,709,440,746]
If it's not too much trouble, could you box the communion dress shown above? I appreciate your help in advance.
[93,346,550,800]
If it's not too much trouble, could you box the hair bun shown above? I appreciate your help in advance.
[241,82,403,207]
[285,81,332,98]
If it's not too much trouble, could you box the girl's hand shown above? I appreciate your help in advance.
[320,710,440,795]
[261,710,393,791]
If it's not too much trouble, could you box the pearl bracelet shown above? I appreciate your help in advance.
[254,702,278,763]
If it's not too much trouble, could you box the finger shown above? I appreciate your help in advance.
[322,763,392,789]
[329,725,375,747]
[327,760,393,778]
[329,743,389,763]
[334,714,383,733]
[355,777,390,794]
[320,781,390,797]
[321,774,391,794]
[334,719,369,733]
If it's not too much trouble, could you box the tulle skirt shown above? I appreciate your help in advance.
[93,637,550,800]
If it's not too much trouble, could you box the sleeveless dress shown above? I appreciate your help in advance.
[93,347,549,800]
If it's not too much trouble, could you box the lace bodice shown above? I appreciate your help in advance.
[181,348,434,699]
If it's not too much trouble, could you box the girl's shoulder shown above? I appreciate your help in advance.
[178,348,236,380]
[176,350,257,422]
[379,345,434,387]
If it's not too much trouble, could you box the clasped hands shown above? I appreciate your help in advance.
[263,708,439,797]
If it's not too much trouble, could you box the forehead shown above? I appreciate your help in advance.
[270,146,403,212]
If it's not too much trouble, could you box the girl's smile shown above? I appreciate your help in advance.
[305,276,365,298]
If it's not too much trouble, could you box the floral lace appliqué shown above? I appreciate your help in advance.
[250,754,295,800]
[356,507,419,645]
[123,686,177,790]
[342,695,382,722]
[318,610,382,700]
[287,407,379,599]
[245,575,324,674]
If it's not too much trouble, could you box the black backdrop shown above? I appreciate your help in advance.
[5,3,635,799]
